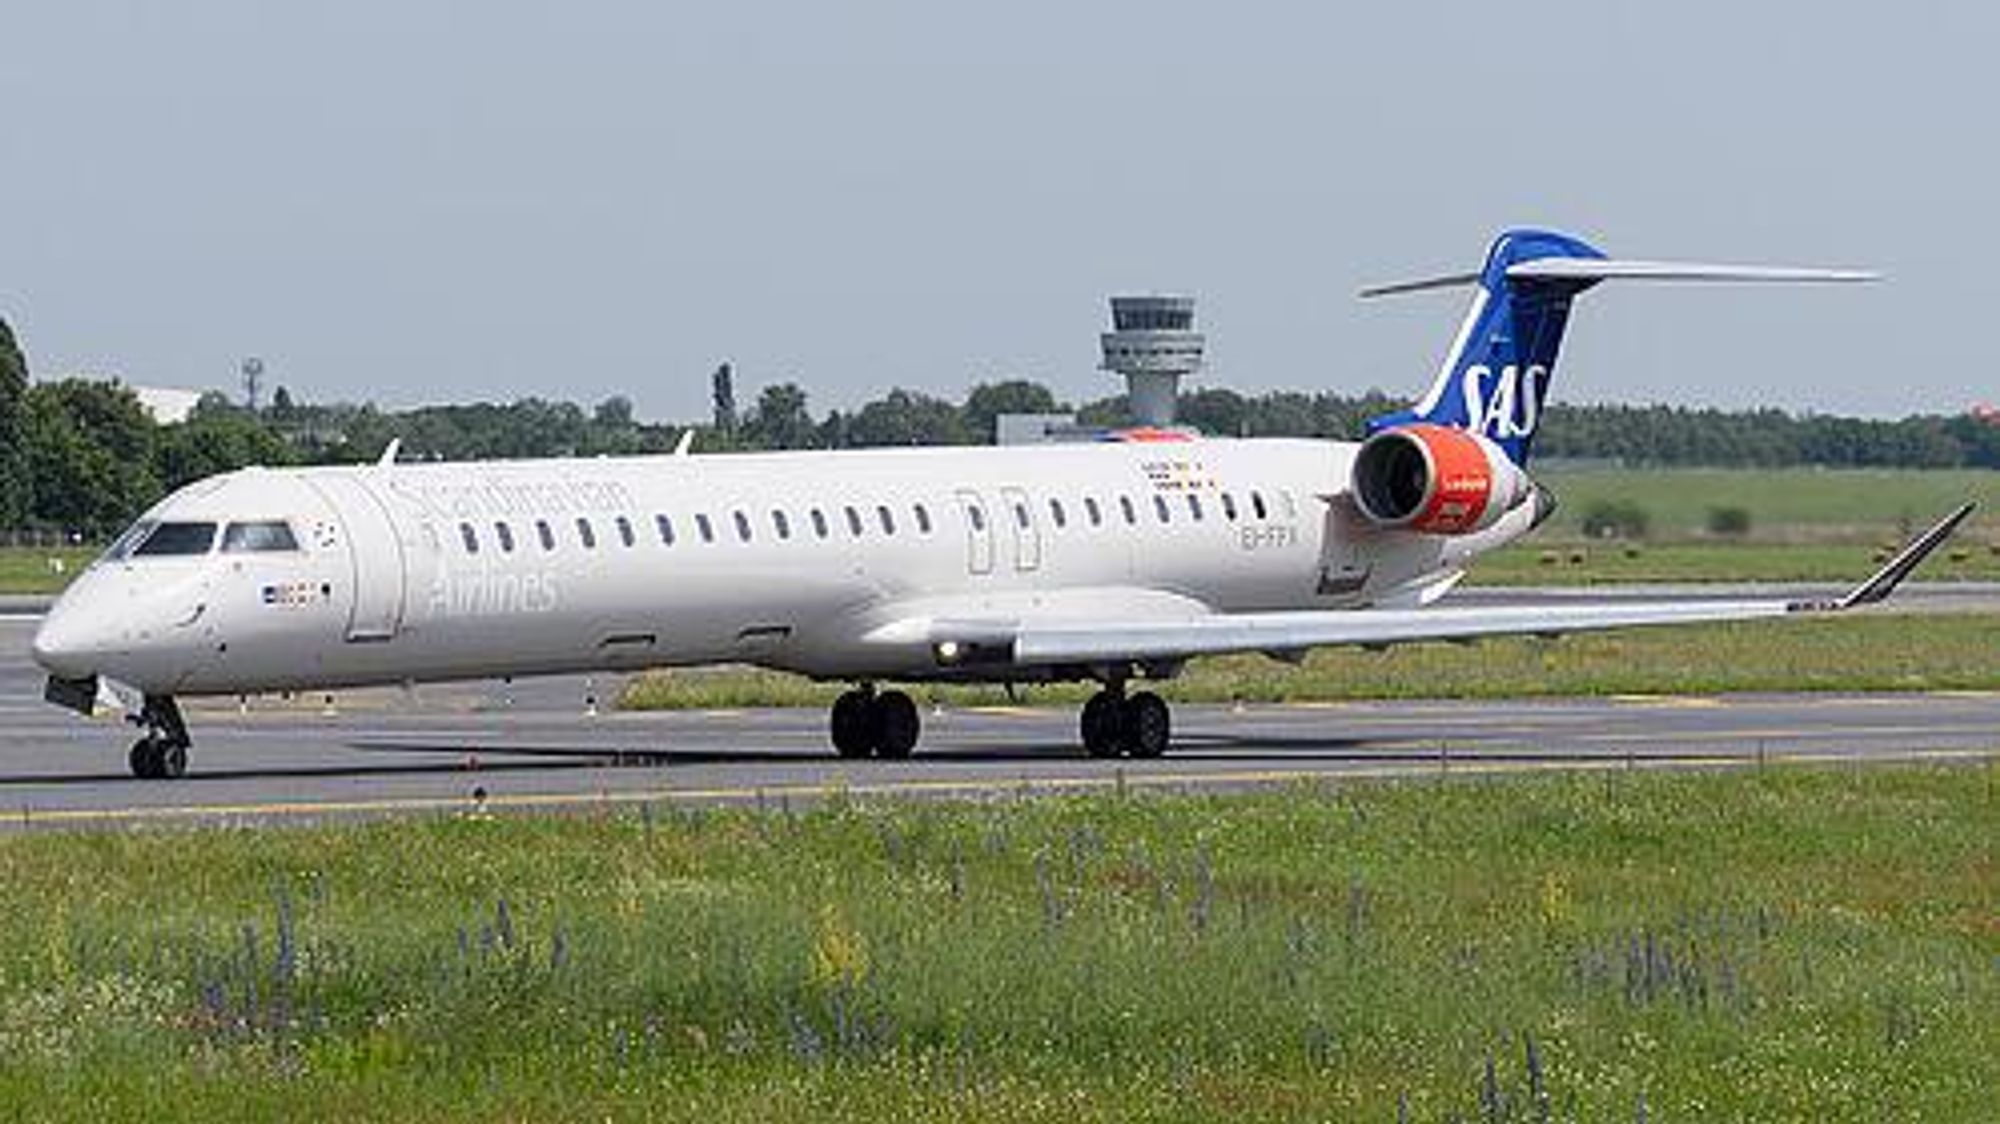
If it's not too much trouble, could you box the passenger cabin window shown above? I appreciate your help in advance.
[1280,490,1299,519]
[772,509,791,540]
[1048,498,1067,528]
[1012,502,1030,530]
[221,520,299,553]
[1118,496,1137,525]
[1084,496,1103,526]
[913,503,932,534]
[458,522,479,554]
[1251,491,1269,520]
[1153,495,1171,524]
[654,514,675,546]
[695,514,715,543]
[876,505,895,535]
[967,504,986,532]
[844,506,864,537]
[810,508,830,538]
[494,522,516,553]
[1186,494,1204,522]
[1221,493,1239,522]
[575,517,597,549]
[133,521,218,557]
[733,510,753,542]
[536,519,556,551]
[616,515,635,547]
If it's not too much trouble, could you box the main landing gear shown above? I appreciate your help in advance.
[829,685,921,759]
[129,695,191,780]
[1079,685,1170,759]
[825,682,1174,760]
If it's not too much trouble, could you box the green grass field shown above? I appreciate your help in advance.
[0,766,1989,1121]
[1524,466,2000,543]
[623,612,2000,711]
[1466,540,2000,585]
[0,546,93,595]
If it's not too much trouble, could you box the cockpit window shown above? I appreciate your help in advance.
[130,521,218,557]
[101,520,158,562]
[221,520,300,553]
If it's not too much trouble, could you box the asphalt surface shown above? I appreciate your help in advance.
[0,617,1993,828]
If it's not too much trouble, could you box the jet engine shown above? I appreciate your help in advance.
[1350,423,1532,535]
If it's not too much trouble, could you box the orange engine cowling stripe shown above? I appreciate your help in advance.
[1406,424,1493,534]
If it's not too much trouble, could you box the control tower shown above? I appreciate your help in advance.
[1100,295,1204,427]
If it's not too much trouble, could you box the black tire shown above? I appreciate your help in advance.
[158,741,189,779]
[873,690,921,759]
[129,737,161,780]
[1121,691,1171,758]
[1080,691,1123,757]
[830,690,876,758]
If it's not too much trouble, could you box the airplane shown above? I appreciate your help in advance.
[29,228,1975,779]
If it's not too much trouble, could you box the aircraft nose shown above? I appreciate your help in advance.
[30,606,100,679]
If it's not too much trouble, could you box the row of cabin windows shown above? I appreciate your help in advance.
[1040,488,1290,531]
[457,502,939,556]
[452,488,1296,556]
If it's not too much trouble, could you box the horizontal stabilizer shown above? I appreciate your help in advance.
[1361,259,1877,298]
[1506,258,1879,284]
[1357,271,1483,299]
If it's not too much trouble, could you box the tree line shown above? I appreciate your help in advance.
[3,320,1996,538]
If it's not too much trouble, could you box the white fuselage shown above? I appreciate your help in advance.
[33,436,1537,697]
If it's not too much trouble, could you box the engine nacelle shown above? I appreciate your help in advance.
[1351,423,1532,535]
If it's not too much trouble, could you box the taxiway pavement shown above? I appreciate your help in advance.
[0,618,1992,827]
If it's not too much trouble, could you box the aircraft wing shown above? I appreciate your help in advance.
[925,503,1973,671]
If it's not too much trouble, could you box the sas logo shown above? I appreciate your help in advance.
[1460,363,1547,440]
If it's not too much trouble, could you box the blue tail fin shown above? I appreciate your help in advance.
[1367,229,1607,466]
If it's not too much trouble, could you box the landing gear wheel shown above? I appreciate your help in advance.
[129,737,162,780]
[1120,691,1171,758]
[1081,690,1124,758]
[873,690,920,759]
[129,695,193,780]
[830,689,876,758]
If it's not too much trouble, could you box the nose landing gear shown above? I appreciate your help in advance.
[128,695,191,780]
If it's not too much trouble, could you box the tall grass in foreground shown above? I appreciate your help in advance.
[622,613,2000,710]
[0,767,1992,1120]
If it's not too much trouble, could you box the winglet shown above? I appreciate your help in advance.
[377,437,402,467]
[1791,502,1977,612]
[672,430,695,458]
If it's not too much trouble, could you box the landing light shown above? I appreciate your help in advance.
[935,640,962,663]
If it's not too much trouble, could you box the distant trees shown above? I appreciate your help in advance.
[0,320,29,528]
[963,379,1062,442]
[22,379,163,538]
[846,389,970,447]
[741,383,819,450]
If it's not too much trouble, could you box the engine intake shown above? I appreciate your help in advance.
[1351,424,1531,535]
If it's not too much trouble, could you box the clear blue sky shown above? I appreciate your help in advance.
[4,2,1992,419]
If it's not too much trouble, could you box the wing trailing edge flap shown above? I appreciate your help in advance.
[928,503,1974,668]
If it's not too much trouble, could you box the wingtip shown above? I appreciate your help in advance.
[1830,501,1978,610]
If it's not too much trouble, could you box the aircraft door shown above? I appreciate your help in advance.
[954,489,994,575]
[999,485,1041,572]
[303,472,408,641]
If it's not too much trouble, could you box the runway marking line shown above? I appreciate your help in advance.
[10,747,1993,828]
[1607,695,1724,708]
